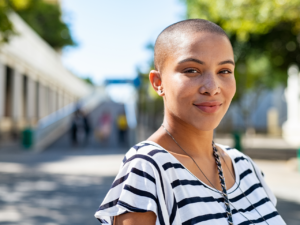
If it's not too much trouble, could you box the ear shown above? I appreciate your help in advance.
[149,70,164,96]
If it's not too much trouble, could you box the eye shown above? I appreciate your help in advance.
[183,68,199,74]
[219,69,232,74]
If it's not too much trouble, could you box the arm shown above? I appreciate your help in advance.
[114,212,156,225]
[95,155,161,224]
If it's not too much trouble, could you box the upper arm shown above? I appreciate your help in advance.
[95,155,163,225]
[114,212,156,225]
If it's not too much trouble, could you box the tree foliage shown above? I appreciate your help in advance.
[82,77,94,86]
[0,0,75,49]
[137,43,165,133]
[184,0,300,130]
[0,0,27,42]
[186,0,300,41]
[185,0,300,101]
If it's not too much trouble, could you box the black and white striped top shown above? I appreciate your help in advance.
[94,141,286,225]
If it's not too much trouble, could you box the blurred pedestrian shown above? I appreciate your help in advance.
[117,113,128,145]
[70,109,84,146]
[82,111,91,144]
[94,111,112,143]
[70,109,90,146]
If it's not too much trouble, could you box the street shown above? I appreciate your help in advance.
[0,149,299,225]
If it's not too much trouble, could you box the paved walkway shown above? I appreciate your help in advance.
[215,135,298,160]
[215,135,297,150]
[0,149,299,224]
[0,149,124,225]
[255,159,300,204]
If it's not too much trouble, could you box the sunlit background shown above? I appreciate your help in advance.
[0,0,300,224]
[61,0,185,83]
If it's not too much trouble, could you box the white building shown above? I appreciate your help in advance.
[0,13,93,145]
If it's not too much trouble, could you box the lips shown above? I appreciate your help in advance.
[193,102,222,113]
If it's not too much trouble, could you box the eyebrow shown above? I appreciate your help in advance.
[218,60,235,66]
[178,58,235,66]
[178,58,204,65]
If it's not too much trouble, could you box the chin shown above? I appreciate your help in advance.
[188,106,227,131]
[192,118,222,132]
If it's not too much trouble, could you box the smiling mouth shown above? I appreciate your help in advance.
[193,103,222,113]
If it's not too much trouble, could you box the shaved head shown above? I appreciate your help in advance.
[154,19,229,72]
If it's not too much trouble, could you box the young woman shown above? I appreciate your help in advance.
[95,19,286,225]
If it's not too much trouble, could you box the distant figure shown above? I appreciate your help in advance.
[82,111,91,144]
[117,113,128,145]
[95,112,112,143]
[71,109,90,146]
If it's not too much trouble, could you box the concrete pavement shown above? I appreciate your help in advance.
[255,159,300,204]
[0,149,125,225]
[215,135,298,160]
[0,148,299,224]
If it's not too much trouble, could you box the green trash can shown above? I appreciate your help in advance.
[22,128,33,149]
[232,131,242,152]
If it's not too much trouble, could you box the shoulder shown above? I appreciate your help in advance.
[216,143,251,164]
[95,141,171,224]
[216,143,267,181]
[121,141,171,168]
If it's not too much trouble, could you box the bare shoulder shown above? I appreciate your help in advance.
[114,212,156,225]
[147,127,165,144]
[147,129,171,151]
[147,127,182,155]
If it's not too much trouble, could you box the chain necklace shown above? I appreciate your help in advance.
[218,152,269,225]
[161,124,269,225]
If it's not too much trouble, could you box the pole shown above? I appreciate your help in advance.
[298,148,300,173]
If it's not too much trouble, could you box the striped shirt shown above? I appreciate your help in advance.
[94,141,286,225]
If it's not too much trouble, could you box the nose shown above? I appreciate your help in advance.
[199,72,220,96]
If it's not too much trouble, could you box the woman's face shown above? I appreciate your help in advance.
[161,32,236,131]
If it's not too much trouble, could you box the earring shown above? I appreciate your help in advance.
[158,87,163,94]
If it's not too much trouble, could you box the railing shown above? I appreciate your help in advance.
[34,87,107,151]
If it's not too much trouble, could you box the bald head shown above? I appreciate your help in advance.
[154,19,229,72]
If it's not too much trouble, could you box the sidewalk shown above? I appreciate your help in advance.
[215,135,297,149]
[215,135,298,160]
[0,151,125,176]
[0,147,299,204]
[0,148,126,225]
[0,147,299,224]
[255,159,300,204]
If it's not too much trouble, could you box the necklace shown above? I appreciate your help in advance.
[219,153,270,225]
[161,124,269,225]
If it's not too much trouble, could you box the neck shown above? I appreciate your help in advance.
[162,116,214,158]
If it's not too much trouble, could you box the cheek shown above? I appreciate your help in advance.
[170,76,195,102]
[223,77,236,102]
[164,74,195,114]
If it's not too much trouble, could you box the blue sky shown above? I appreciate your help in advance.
[61,0,186,84]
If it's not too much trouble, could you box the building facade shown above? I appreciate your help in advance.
[0,13,92,144]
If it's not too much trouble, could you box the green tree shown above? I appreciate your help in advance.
[0,0,29,42]
[0,0,75,49]
[82,77,94,86]
[185,0,300,130]
[137,43,164,136]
